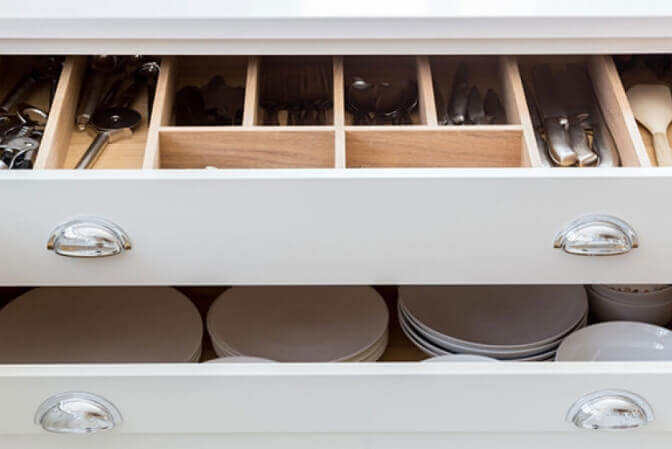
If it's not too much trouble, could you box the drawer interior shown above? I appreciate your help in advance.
[614,55,672,166]
[0,286,424,364]
[0,54,652,171]
[518,55,651,167]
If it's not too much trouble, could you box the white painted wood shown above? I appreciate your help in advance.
[1,1,672,53]
[3,432,672,449]
[0,362,672,436]
[2,168,672,285]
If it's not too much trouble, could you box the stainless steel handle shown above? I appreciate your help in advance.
[553,215,638,256]
[35,392,123,434]
[47,217,131,257]
[567,390,653,431]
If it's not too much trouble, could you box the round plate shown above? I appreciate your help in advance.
[0,287,203,363]
[399,301,586,357]
[207,287,388,362]
[399,285,587,349]
[399,308,559,362]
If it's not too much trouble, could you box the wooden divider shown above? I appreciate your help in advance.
[142,56,176,169]
[333,56,346,168]
[498,56,541,168]
[589,55,653,167]
[34,56,86,169]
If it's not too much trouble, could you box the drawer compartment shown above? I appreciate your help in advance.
[0,287,670,447]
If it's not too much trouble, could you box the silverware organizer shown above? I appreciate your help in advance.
[0,54,654,170]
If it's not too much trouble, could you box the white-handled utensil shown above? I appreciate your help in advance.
[627,84,672,166]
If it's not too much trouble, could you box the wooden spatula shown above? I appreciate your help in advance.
[627,84,672,166]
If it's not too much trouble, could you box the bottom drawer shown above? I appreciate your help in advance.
[0,287,670,447]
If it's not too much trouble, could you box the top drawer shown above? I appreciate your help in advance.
[0,53,668,285]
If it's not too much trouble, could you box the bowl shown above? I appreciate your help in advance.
[590,285,672,306]
[556,321,672,361]
[587,288,672,325]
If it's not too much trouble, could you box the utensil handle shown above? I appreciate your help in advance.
[543,118,577,166]
[0,74,38,113]
[652,132,672,166]
[568,123,598,166]
[76,72,105,131]
[75,131,110,169]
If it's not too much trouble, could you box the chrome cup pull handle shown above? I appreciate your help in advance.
[47,217,131,257]
[553,215,638,256]
[567,390,653,431]
[35,392,123,434]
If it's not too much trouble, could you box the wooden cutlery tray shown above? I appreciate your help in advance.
[1,54,653,170]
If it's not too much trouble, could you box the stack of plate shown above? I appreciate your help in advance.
[587,285,672,325]
[0,288,203,363]
[399,285,588,361]
[207,286,388,362]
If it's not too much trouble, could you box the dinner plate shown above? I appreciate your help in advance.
[0,287,203,363]
[398,308,557,361]
[207,286,389,363]
[399,285,587,350]
[399,300,586,358]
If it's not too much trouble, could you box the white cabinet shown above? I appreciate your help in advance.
[1,3,672,448]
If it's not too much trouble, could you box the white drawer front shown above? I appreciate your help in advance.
[0,168,670,285]
[0,363,671,437]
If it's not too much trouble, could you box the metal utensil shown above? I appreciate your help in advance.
[76,55,121,131]
[466,86,488,124]
[531,64,577,167]
[75,106,141,169]
[564,64,619,167]
[627,84,672,166]
[484,89,506,124]
[447,62,469,125]
[523,81,553,167]
[560,65,598,166]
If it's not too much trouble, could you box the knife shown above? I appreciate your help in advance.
[560,65,598,166]
[467,86,489,124]
[448,62,469,125]
[484,89,506,124]
[565,64,620,167]
[531,65,577,166]
[523,81,553,167]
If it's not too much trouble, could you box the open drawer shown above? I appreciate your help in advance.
[0,54,669,285]
[0,286,671,449]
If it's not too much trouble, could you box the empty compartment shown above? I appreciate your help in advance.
[0,56,63,169]
[518,55,649,167]
[614,54,672,166]
[36,55,162,169]
[431,56,511,126]
[157,128,335,169]
[343,56,425,126]
[171,56,247,126]
[257,56,334,126]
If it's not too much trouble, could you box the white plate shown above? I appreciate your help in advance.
[423,354,499,362]
[399,309,557,362]
[207,287,389,363]
[0,287,203,363]
[399,285,587,350]
[205,356,276,363]
[399,300,586,358]
[556,321,672,361]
